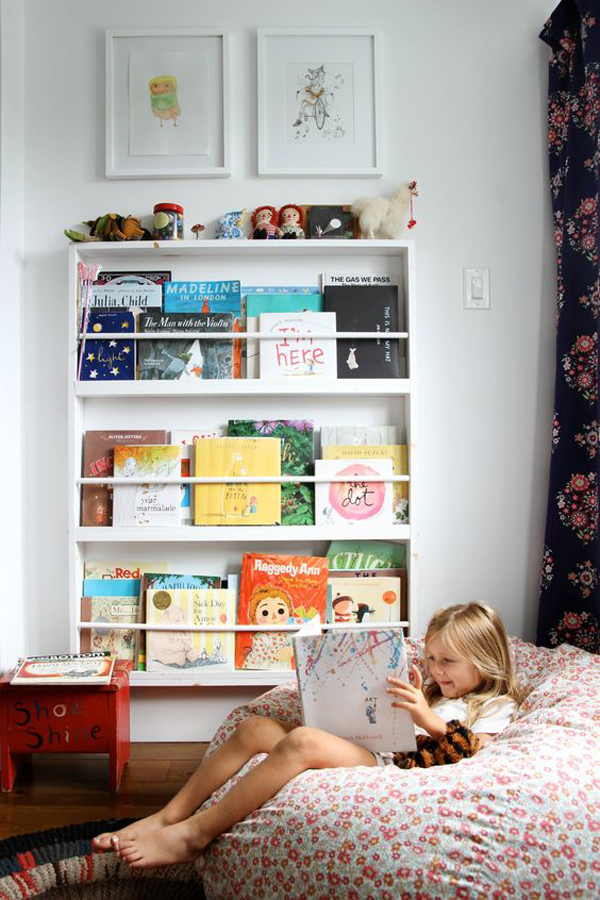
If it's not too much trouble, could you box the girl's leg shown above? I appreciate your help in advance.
[118,726,376,869]
[92,716,294,850]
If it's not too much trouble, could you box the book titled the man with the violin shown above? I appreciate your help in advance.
[11,651,114,686]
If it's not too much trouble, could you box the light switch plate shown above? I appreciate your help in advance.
[463,267,490,309]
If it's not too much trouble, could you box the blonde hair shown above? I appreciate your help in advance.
[423,602,523,728]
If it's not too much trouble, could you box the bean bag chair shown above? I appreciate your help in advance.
[196,638,598,899]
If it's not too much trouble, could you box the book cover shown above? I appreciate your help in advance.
[80,596,139,659]
[321,273,399,288]
[245,293,322,379]
[320,425,400,447]
[82,578,140,597]
[308,205,345,239]
[83,561,168,579]
[236,553,329,671]
[81,430,167,527]
[259,311,337,379]
[227,420,314,526]
[146,588,235,673]
[170,429,224,526]
[112,445,181,527]
[315,459,394,527]
[293,627,416,752]
[326,541,407,570]
[138,312,234,381]
[194,437,281,526]
[323,284,404,378]
[11,652,114,686]
[323,444,409,524]
[332,568,407,621]
[90,271,170,309]
[80,311,136,381]
[328,576,403,625]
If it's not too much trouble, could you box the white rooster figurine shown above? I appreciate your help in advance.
[352,181,418,239]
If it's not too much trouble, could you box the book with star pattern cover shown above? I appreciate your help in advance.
[80,311,136,381]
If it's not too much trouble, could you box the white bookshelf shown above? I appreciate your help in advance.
[68,239,417,690]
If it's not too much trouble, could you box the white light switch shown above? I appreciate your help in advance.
[464,267,490,309]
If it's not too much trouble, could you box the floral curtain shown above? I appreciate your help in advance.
[537,1,599,653]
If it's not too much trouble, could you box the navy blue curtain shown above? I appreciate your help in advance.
[537,1,599,652]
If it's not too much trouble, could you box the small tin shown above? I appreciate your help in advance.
[153,203,184,240]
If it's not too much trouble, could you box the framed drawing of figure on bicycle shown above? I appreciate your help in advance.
[257,29,382,178]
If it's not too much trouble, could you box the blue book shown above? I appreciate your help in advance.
[163,281,241,315]
[82,578,141,596]
[80,311,135,381]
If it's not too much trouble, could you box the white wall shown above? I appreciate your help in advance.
[7,0,556,736]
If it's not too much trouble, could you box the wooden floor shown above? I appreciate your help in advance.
[0,743,208,839]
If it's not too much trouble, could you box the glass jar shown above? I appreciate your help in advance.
[152,203,184,240]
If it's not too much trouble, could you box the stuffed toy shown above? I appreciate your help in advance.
[352,181,418,239]
[216,209,247,239]
[64,214,150,242]
[279,204,306,239]
[391,719,480,769]
[249,206,281,240]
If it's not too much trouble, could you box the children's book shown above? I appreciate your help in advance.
[326,540,407,571]
[236,553,329,671]
[11,652,114,686]
[227,419,314,526]
[293,627,416,752]
[80,311,136,381]
[328,575,403,625]
[320,425,400,447]
[83,561,168,579]
[80,596,139,659]
[321,273,399,288]
[170,429,224,526]
[323,444,409,524]
[137,312,234,380]
[82,578,141,597]
[91,271,170,309]
[81,430,167,526]
[112,445,181,527]
[194,437,281,526]
[315,459,394,528]
[259,311,337,379]
[332,568,407,621]
[245,293,323,378]
[146,588,235,673]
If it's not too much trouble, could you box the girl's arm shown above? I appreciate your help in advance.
[387,666,448,740]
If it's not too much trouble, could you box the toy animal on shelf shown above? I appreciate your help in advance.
[64,214,150,242]
[352,181,418,240]
[216,209,248,239]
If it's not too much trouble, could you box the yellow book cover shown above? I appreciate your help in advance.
[194,437,281,526]
[322,444,409,524]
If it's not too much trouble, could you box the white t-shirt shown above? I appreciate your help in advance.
[414,695,518,737]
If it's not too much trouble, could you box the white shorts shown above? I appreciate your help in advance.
[371,751,396,767]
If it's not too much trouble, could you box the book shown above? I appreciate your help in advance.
[323,444,409,524]
[11,652,115,686]
[170,429,224,526]
[81,430,167,527]
[137,312,235,380]
[315,459,394,527]
[236,553,329,671]
[245,293,323,379]
[293,627,416,752]
[328,575,403,624]
[79,311,136,381]
[323,284,404,378]
[90,271,170,309]
[227,419,314,526]
[321,273,399,288]
[308,205,345,239]
[83,561,168,579]
[82,578,141,597]
[80,596,139,659]
[320,425,400,447]
[112,445,181,527]
[194,437,281,526]
[146,588,235,673]
[327,541,407,570]
[258,311,337,379]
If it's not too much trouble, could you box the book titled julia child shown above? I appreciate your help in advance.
[194,437,281,526]
[236,553,329,671]
[112,445,181,527]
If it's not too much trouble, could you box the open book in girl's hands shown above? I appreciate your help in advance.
[293,625,417,752]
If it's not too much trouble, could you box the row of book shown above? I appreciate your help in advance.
[80,542,408,673]
[79,272,406,382]
[82,424,409,527]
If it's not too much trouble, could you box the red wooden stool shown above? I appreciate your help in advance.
[0,660,131,792]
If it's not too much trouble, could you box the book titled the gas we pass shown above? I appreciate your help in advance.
[11,652,115,686]
[293,627,416,752]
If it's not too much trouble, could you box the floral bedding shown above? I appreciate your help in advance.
[197,638,599,899]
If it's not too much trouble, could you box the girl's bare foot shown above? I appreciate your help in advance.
[118,818,210,869]
[92,810,175,852]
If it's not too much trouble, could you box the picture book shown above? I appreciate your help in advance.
[323,284,405,379]
[236,553,329,671]
[321,273,399,288]
[90,271,170,309]
[146,588,235,673]
[307,205,345,239]
[83,561,168,579]
[227,419,314,526]
[79,311,135,381]
[81,430,167,527]
[170,429,224,525]
[332,568,407,621]
[293,627,416,752]
[112,445,181,527]
[80,596,140,659]
[259,311,337,379]
[245,293,322,378]
[82,578,141,597]
[137,312,234,381]
[315,459,394,528]
[328,575,403,624]
[320,425,400,447]
[194,437,281,526]
[327,541,407,570]
[11,652,114,686]
[323,444,409,524]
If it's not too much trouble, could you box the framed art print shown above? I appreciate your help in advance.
[257,28,382,177]
[106,29,230,178]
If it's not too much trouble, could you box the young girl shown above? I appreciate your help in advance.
[93,602,521,869]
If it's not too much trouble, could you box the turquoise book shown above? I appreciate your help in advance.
[82,578,141,596]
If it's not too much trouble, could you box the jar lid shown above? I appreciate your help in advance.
[154,203,184,214]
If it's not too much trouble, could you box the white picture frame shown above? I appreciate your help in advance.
[106,28,230,179]
[257,28,382,178]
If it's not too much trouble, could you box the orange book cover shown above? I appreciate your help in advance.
[235,553,329,671]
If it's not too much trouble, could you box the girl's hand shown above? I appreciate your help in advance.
[387,665,447,739]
